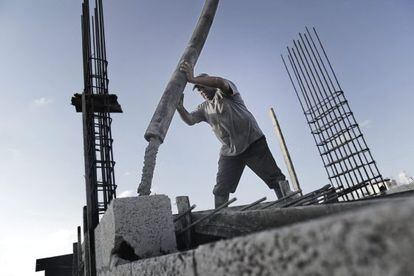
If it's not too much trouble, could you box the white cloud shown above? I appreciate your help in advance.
[123,171,131,176]
[360,119,371,128]
[118,190,135,198]
[398,171,414,185]
[32,97,53,107]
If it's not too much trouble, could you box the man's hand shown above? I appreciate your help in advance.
[179,61,195,83]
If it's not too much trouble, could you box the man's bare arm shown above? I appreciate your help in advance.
[180,61,232,94]
[176,94,202,126]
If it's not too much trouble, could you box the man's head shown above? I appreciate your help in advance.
[192,73,217,101]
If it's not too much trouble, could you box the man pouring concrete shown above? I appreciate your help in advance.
[177,61,289,208]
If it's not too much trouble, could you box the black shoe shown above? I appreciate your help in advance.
[273,187,284,199]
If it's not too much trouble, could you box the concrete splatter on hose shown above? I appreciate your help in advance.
[138,137,161,196]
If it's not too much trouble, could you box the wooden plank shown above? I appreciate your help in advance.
[176,196,192,250]
[268,107,302,194]
[71,93,123,113]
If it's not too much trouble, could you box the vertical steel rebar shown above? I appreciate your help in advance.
[297,37,364,197]
[309,28,383,194]
[78,1,120,275]
[302,31,372,196]
[291,43,355,200]
[282,27,385,200]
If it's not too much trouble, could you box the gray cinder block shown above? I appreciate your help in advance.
[95,195,177,272]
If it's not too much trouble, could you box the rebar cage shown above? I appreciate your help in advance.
[81,0,117,217]
[282,27,386,201]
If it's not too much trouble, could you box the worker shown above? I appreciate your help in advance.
[177,61,288,208]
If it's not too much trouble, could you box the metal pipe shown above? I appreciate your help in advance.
[177,197,236,234]
[260,190,302,209]
[173,204,197,222]
[239,197,267,211]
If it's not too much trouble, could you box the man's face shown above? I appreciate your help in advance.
[197,86,216,100]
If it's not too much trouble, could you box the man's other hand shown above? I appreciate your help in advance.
[179,61,195,83]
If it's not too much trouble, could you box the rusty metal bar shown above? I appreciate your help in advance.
[177,197,237,234]
[174,204,197,222]
[260,191,302,210]
[239,197,267,211]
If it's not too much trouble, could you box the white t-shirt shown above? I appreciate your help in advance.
[189,80,264,156]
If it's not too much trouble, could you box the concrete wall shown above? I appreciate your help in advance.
[101,195,414,276]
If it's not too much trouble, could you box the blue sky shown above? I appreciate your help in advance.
[0,1,413,275]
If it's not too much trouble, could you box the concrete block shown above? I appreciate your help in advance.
[95,195,177,272]
[97,263,131,276]
[194,196,414,276]
[131,251,195,276]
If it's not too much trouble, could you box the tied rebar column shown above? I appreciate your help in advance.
[282,27,386,201]
[78,0,120,274]
[81,0,118,217]
[138,0,220,195]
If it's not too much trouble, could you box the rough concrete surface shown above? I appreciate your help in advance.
[98,251,195,276]
[131,251,195,276]
[124,196,414,276]
[94,195,177,273]
[97,263,131,276]
[193,197,404,238]
[195,196,414,276]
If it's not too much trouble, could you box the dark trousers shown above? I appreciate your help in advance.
[213,137,285,203]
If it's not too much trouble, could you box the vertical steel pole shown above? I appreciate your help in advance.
[82,92,97,276]
[81,1,97,275]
